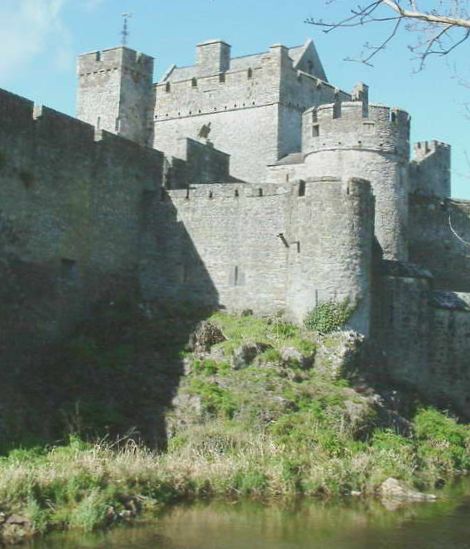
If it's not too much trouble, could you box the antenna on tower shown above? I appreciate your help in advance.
[121,12,132,46]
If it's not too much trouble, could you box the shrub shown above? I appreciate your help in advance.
[413,408,470,471]
[304,299,355,334]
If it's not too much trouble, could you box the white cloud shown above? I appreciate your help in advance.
[0,0,102,83]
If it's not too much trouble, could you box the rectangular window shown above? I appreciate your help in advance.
[229,265,244,286]
[312,124,320,137]
[61,258,79,282]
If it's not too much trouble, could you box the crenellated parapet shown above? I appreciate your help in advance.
[78,47,154,79]
[298,96,410,261]
[302,101,410,159]
[77,47,154,146]
[410,140,451,198]
[0,87,163,192]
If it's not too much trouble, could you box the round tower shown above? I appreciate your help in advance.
[302,97,410,260]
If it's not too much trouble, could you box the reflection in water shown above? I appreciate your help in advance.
[30,481,470,549]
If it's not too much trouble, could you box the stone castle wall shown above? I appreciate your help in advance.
[140,177,374,332]
[409,195,470,292]
[374,265,470,418]
[0,88,163,366]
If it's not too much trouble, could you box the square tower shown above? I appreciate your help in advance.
[77,47,154,146]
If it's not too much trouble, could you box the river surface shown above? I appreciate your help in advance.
[29,481,470,549]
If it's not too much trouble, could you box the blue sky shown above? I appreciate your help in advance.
[0,0,468,197]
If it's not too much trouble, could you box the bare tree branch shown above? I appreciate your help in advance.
[307,1,470,66]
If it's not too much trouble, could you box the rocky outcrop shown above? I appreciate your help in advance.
[0,514,34,546]
[379,477,437,502]
[187,321,226,355]
[315,331,364,379]
[231,342,271,370]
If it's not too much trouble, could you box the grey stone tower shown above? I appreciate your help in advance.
[77,47,154,146]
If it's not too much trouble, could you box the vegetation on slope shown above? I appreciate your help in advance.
[0,310,469,543]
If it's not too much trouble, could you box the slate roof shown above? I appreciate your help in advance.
[431,291,470,311]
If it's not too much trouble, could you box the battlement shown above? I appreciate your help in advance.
[410,140,451,198]
[413,140,450,160]
[302,100,410,158]
[165,176,369,203]
[0,88,162,175]
[78,47,154,78]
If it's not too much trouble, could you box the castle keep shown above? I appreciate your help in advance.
[1,38,470,417]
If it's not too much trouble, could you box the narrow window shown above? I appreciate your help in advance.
[96,116,101,130]
[182,263,189,283]
[247,68,253,79]
[95,51,101,62]
[390,111,397,122]
[219,73,226,83]
[333,100,341,119]
[307,60,314,74]
[234,266,239,286]
[235,189,239,197]
[61,259,79,282]
[258,188,263,197]
[209,191,213,199]
[191,77,197,88]
[165,81,171,92]
[298,180,306,197]
[312,124,320,137]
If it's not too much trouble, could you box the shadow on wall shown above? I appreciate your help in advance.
[0,193,219,452]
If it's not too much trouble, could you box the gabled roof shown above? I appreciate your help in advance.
[159,39,327,83]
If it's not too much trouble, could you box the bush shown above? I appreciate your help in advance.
[304,299,355,334]
[413,408,470,471]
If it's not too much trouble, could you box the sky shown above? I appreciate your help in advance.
[0,0,468,197]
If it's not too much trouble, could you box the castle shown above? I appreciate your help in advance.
[1,38,470,418]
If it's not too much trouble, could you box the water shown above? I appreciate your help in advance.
[30,481,470,549]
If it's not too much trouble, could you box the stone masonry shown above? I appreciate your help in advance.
[1,37,470,417]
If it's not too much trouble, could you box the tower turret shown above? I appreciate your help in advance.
[410,140,451,198]
[301,96,410,260]
[77,47,154,146]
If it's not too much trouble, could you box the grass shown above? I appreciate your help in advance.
[1,312,469,542]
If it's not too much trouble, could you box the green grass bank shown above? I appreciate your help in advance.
[1,311,469,544]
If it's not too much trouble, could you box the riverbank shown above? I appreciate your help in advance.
[1,312,469,544]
